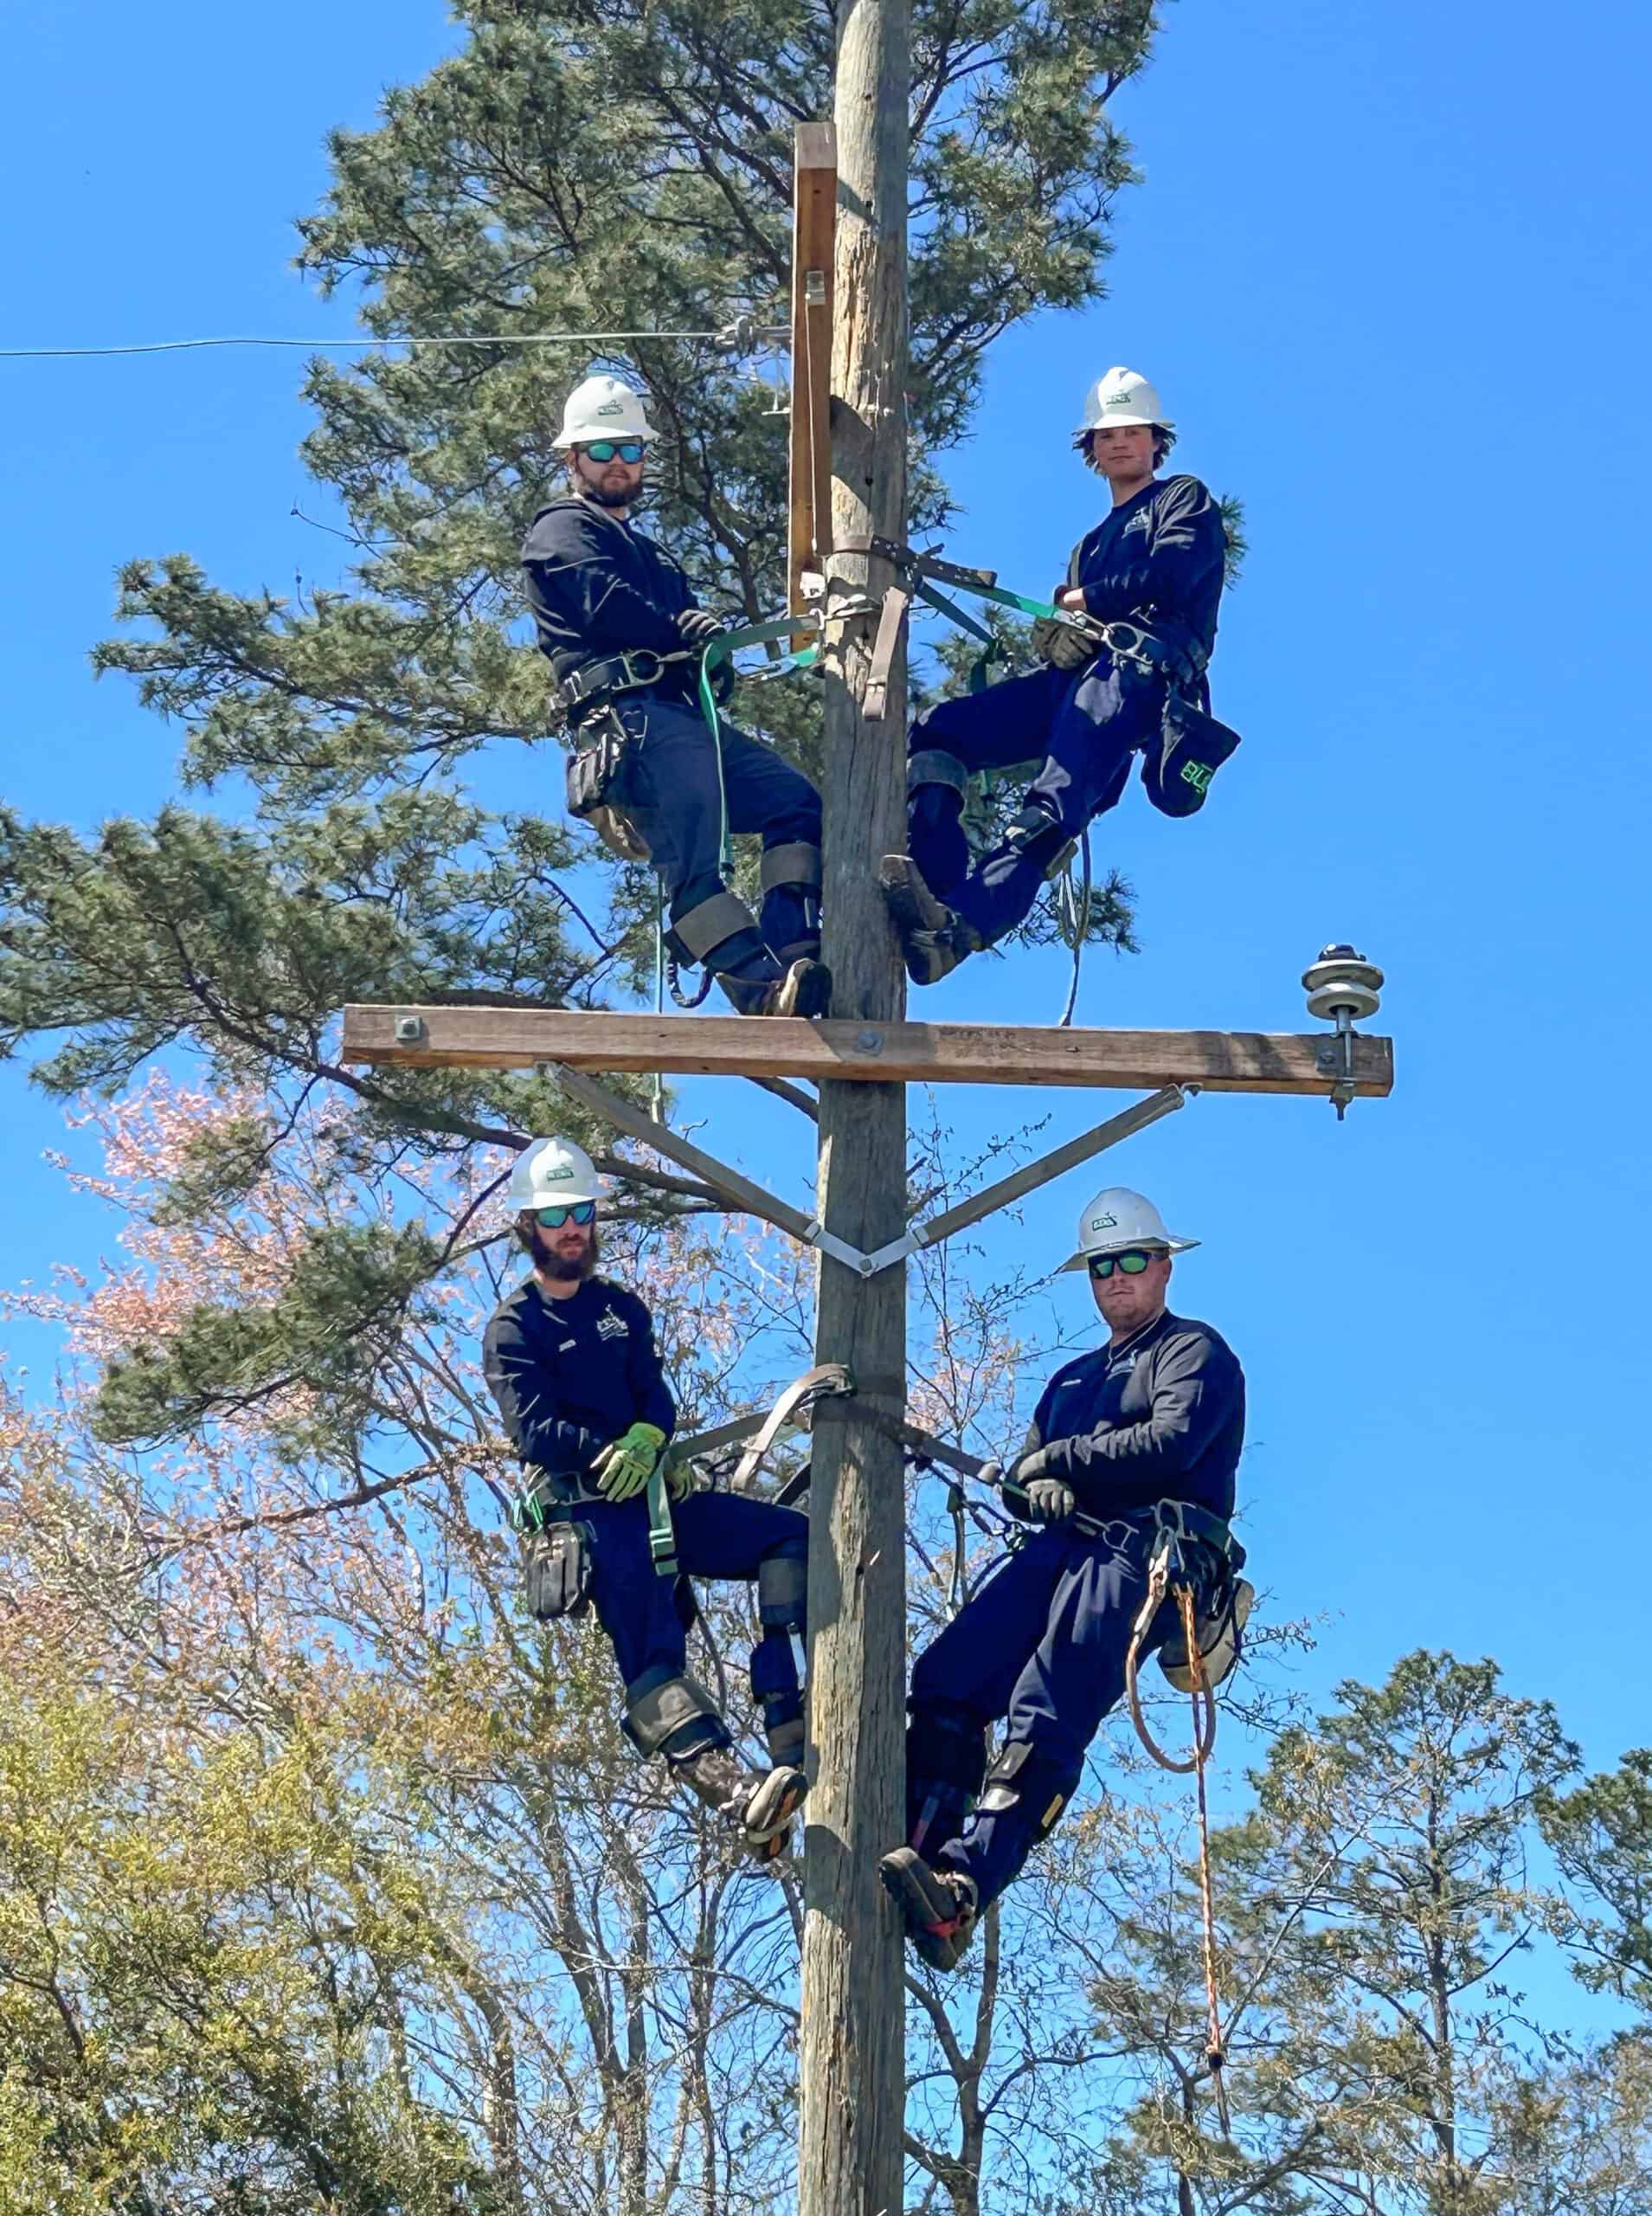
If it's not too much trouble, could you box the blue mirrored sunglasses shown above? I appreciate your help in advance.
[536,1201,596,1228]
[1087,1246,1165,1279]
[582,439,646,463]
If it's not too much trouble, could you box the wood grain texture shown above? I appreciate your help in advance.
[787,122,837,627]
[797,24,910,2211]
[341,1005,1396,1098]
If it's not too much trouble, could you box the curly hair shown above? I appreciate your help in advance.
[1074,424,1175,472]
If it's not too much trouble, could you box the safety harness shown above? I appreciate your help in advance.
[556,539,1231,1026]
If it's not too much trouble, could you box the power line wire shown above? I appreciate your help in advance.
[0,319,787,362]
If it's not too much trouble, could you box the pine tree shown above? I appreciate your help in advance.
[1,0,1158,1440]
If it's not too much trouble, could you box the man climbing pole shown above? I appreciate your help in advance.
[483,1136,811,1859]
[522,372,832,1018]
[879,1186,1247,1967]
[882,368,1241,985]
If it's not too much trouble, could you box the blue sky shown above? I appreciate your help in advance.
[4,0,1649,1981]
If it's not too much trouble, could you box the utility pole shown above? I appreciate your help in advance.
[798,0,911,2204]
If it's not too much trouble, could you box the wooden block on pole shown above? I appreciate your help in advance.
[340,1003,1396,1100]
[787,121,836,628]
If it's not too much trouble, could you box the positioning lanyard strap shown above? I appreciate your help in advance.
[647,1459,678,1580]
[693,615,821,875]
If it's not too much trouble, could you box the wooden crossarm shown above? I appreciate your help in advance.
[340,1005,1394,1098]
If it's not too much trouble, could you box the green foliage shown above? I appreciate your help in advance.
[0,1677,496,2213]
[1540,1749,1652,2013]
[91,1220,449,1448]
[0,0,1170,1444]
[1089,1651,1585,2214]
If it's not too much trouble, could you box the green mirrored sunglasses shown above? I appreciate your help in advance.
[536,1201,595,1228]
[1087,1246,1165,1279]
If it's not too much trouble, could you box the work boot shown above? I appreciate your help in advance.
[678,1745,810,1861]
[717,956,832,1020]
[879,1846,980,1970]
[879,856,983,987]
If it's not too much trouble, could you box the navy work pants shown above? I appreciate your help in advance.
[908,1523,1174,1910]
[580,1488,809,1697]
[609,693,821,957]
[908,658,1165,945]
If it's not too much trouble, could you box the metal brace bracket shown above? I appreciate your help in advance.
[800,1216,878,1276]
[854,1084,1192,1279]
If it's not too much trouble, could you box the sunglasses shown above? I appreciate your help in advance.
[1087,1247,1166,1279]
[581,439,646,464]
[536,1201,595,1228]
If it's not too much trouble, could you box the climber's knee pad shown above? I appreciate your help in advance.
[979,1739,1083,1843]
[623,1667,732,1769]
[756,1545,807,1633]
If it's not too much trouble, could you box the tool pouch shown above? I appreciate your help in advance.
[564,711,652,863]
[1141,688,1242,819]
[524,1517,596,1621]
[1159,1570,1255,1692]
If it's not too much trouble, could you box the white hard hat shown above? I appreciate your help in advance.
[508,1135,605,1210]
[1057,1185,1199,1272]
[1076,366,1172,435]
[553,373,659,450]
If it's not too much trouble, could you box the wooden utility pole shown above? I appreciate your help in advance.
[797,0,911,2203]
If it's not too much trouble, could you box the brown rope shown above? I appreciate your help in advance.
[1124,1549,1217,1775]
[1179,1581,1231,2140]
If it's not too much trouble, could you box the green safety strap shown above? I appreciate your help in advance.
[647,1459,678,1580]
[695,615,821,874]
[912,578,1012,694]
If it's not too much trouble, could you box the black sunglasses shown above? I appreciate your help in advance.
[536,1201,596,1228]
[581,439,646,464]
[1087,1246,1166,1279]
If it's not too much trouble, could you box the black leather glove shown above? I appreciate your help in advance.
[676,607,724,646]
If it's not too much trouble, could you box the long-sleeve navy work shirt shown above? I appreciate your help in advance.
[520,496,701,699]
[482,1275,677,1478]
[1064,473,1228,669]
[1021,1307,1244,1520]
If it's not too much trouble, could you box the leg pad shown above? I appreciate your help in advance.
[623,1668,731,1768]
[980,1739,1079,1842]
[760,841,822,891]
[907,1702,989,1857]
[909,747,969,798]
[671,888,762,966]
[757,1547,807,1632]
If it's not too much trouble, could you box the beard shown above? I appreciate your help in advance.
[525,1218,599,1281]
[581,478,633,509]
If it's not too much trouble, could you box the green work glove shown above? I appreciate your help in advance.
[1031,615,1096,673]
[662,1448,696,1503]
[592,1421,668,1502]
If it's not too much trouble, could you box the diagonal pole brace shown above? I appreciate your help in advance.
[545,1060,875,1275]
[856,1083,1191,1278]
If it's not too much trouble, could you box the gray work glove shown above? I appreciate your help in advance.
[676,607,725,647]
[1000,1449,1076,1524]
[1030,615,1096,673]
[1020,1476,1077,1524]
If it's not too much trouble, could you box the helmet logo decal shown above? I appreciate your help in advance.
[1089,1210,1118,1231]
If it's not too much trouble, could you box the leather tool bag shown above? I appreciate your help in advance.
[524,1517,597,1620]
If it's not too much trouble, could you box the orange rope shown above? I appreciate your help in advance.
[1124,1553,1216,1775]
[1179,1581,1231,2140]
